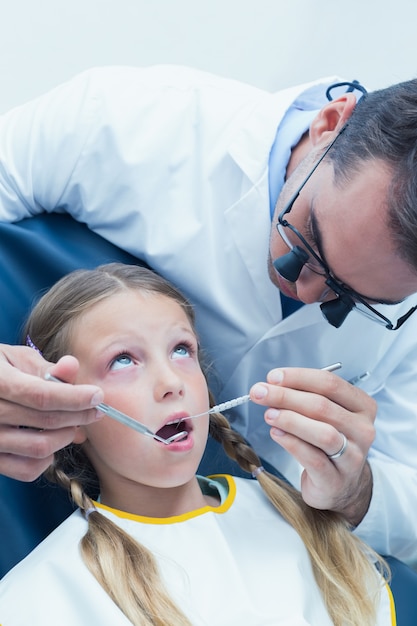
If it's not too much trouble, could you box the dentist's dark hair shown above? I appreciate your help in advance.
[328,79,417,270]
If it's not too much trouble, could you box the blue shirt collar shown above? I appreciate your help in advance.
[268,107,318,218]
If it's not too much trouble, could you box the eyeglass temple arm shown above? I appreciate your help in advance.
[392,305,417,330]
[279,126,349,222]
[326,80,368,101]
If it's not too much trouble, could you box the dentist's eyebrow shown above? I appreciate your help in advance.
[309,205,402,306]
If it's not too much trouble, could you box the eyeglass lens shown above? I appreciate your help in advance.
[277,223,326,276]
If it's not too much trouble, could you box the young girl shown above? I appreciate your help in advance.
[0,264,393,625]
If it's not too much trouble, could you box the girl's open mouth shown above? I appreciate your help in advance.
[154,418,192,442]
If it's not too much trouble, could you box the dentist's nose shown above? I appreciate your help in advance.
[295,268,333,304]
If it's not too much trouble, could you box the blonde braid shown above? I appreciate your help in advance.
[46,465,192,626]
[209,412,388,626]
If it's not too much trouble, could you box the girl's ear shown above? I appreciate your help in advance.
[309,93,356,147]
[73,426,88,444]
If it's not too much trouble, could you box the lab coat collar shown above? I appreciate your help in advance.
[224,178,325,331]
[224,77,339,329]
[227,76,339,184]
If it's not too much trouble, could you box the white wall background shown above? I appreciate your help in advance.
[0,0,416,113]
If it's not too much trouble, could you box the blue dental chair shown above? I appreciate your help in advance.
[0,213,416,625]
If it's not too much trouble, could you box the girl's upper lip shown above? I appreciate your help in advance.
[162,412,192,429]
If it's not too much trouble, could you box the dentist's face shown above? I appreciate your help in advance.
[268,152,417,307]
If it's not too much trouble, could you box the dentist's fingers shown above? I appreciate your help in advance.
[0,348,104,481]
[249,367,376,525]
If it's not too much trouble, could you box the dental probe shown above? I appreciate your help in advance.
[181,362,342,421]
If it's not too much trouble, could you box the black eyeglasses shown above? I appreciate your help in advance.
[273,127,417,329]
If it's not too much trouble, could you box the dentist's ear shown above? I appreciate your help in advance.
[309,94,357,147]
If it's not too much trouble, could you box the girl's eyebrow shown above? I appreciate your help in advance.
[309,205,402,306]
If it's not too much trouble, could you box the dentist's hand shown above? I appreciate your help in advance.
[250,367,376,526]
[0,346,103,481]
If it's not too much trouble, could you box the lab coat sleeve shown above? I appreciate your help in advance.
[356,458,417,565]
[0,70,101,221]
[0,64,275,229]
[354,338,417,566]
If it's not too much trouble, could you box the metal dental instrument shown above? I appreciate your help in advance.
[45,373,187,445]
[180,362,342,422]
[321,362,342,372]
[348,371,370,386]
[180,394,252,422]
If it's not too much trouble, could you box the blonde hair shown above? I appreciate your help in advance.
[25,263,388,626]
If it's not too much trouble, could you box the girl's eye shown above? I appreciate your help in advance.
[110,354,133,371]
[172,343,193,359]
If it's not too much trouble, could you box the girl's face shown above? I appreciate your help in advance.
[70,290,210,514]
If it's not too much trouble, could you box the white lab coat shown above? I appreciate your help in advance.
[0,65,416,563]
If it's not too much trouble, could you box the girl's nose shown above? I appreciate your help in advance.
[153,363,185,401]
